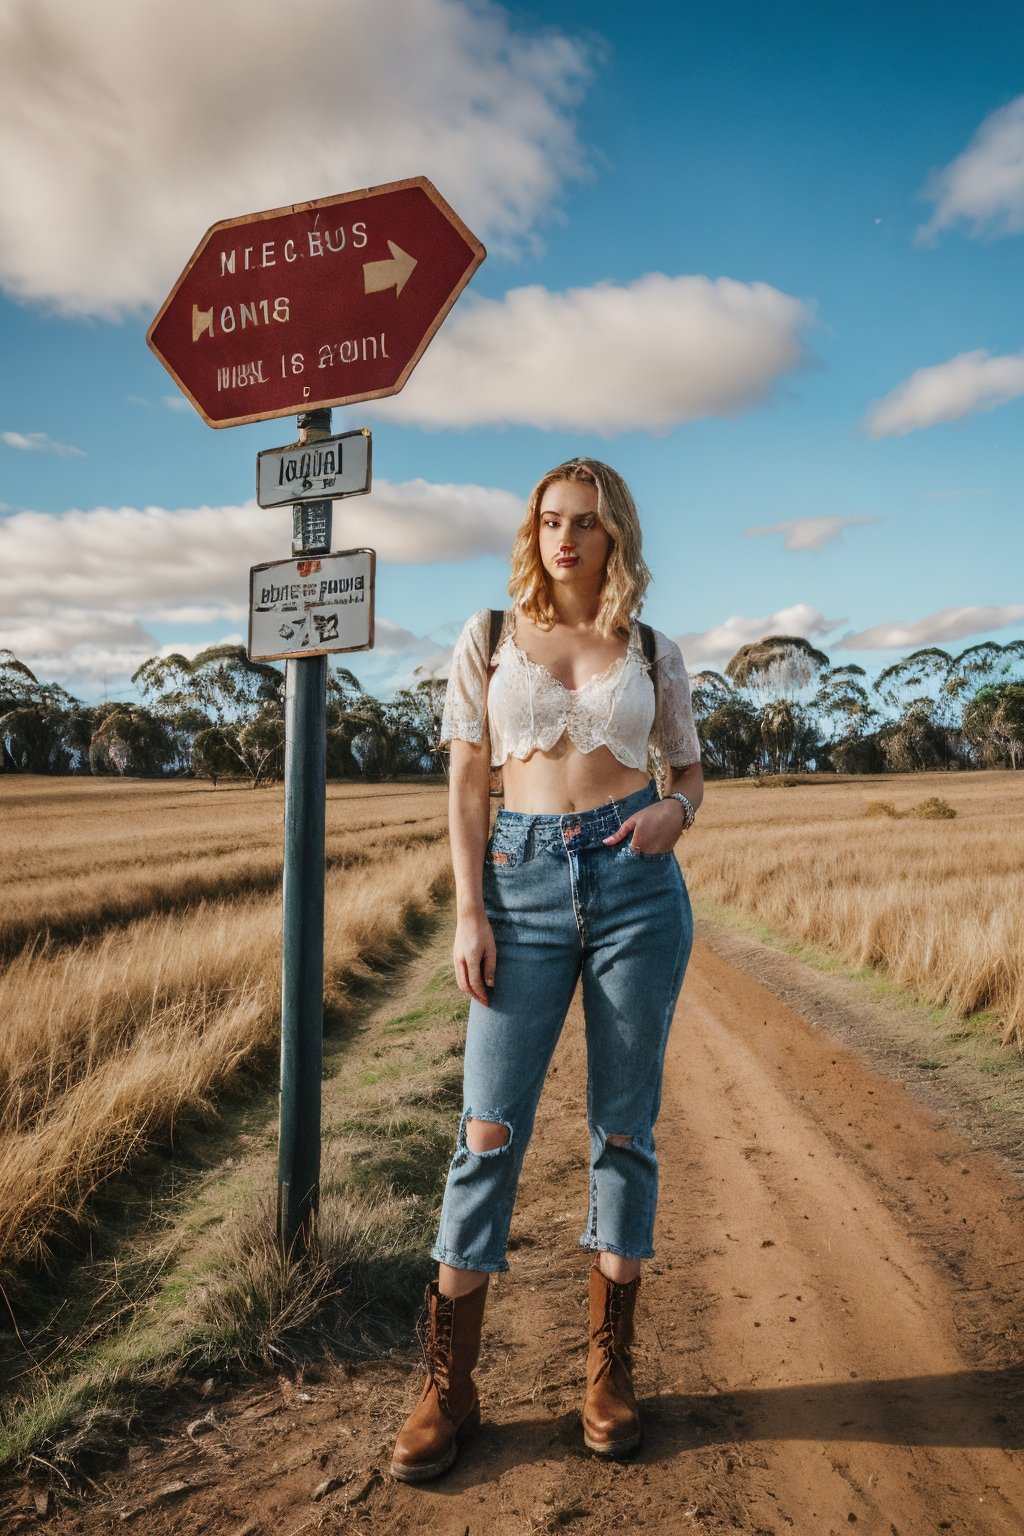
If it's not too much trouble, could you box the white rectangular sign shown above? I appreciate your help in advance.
[248,548,375,660]
[256,429,371,508]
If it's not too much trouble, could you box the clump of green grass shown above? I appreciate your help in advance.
[910,796,956,819]
[863,799,901,818]
[863,796,956,820]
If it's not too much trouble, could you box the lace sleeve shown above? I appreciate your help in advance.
[653,634,701,767]
[439,609,492,747]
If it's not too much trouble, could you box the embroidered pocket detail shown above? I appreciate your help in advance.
[488,818,528,868]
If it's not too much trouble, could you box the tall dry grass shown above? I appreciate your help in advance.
[0,776,448,955]
[683,770,1024,1048]
[0,778,451,1272]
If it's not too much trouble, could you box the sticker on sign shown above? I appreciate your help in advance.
[249,549,375,660]
[257,429,371,508]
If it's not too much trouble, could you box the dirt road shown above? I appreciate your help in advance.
[36,927,1024,1536]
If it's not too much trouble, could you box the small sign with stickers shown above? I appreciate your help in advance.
[248,548,374,660]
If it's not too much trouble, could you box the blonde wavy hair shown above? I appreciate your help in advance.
[508,458,652,638]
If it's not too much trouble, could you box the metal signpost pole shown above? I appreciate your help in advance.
[148,177,485,1261]
[277,406,333,1256]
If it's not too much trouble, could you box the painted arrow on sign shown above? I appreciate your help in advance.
[363,241,417,297]
[147,177,485,429]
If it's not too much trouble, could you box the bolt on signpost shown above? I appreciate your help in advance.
[148,178,485,1256]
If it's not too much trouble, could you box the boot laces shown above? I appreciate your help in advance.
[415,1288,455,1417]
[591,1287,633,1383]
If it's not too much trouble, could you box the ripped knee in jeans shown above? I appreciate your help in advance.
[605,1133,633,1149]
[467,1115,512,1153]
[451,1107,514,1165]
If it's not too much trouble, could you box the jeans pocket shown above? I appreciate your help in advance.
[487,817,529,869]
[621,842,673,862]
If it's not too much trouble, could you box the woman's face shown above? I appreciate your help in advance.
[537,477,612,591]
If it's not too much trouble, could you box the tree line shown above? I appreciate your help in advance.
[1,633,1022,782]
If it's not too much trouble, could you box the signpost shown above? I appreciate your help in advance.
[249,548,375,661]
[147,177,485,427]
[257,429,371,509]
[147,178,485,1257]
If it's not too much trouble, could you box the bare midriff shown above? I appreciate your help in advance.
[499,737,650,815]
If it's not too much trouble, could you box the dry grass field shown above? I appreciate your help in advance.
[3,768,1022,1281]
[0,777,451,1276]
[683,768,1024,1050]
[1,769,1022,1483]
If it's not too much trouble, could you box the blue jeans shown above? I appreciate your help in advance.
[431,782,693,1274]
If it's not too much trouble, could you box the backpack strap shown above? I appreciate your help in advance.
[636,621,656,668]
[485,610,507,801]
[637,620,662,756]
[488,608,507,664]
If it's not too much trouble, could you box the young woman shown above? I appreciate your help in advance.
[390,457,703,1482]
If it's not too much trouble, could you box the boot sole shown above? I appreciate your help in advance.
[583,1426,642,1458]
[389,1401,481,1483]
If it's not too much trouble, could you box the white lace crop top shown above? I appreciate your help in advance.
[439,608,701,771]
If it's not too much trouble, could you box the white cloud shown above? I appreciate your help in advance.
[863,349,1024,437]
[841,605,1024,651]
[2,430,86,458]
[334,478,522,562]
[674,605,843,666]
[0,477,520,696]
[372,275,814,432]
[161,396,190,413]
[0,0,591,317]
[744,515,877,553]
[917,95,1024,243]
[21,644,161,700]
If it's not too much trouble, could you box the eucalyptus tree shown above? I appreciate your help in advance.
[725,634,831,704]
[873,648,954,718]
[88,702,176,777]
[947,639,1024,719]
[962,682,1024,769]
[325,665,388,777]
[758,698,820,774]
[0,650,91,773]
[689,669,735,724]
[878,701,951,772]
[699,696,760,778]
[812,664,879,764]
[133,644,285,785]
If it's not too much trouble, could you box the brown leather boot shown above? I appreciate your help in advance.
[390,1278,488,1482]
[582,1263,642,1456]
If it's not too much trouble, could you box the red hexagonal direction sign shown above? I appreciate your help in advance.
[147,177,485,428]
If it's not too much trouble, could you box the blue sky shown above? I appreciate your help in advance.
[1,0,1022,702]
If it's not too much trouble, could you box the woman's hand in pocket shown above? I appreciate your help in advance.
[602,798,686,855]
